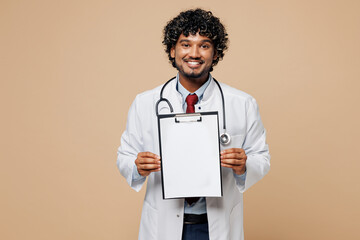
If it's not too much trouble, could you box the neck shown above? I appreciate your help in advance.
[178,73,209,93]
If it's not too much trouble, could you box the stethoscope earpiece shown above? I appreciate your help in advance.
[220,133,231,145]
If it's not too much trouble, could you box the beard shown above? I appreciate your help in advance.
[174,58,212,80]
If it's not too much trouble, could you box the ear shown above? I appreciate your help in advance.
[213,50,218,60]
[170,47,175,58]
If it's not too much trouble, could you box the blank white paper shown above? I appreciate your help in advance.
[159,113,222,199]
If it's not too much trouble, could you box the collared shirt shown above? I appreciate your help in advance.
[176,73,211,112]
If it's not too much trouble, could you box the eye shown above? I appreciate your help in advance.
[182,43,190,48]
[201,44,210,49]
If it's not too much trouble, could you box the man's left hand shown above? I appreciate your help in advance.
[220,148,247,175]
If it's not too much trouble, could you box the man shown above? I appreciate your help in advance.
[117,8,270,240]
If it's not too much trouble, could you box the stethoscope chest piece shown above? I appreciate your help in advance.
[220,133,231,145]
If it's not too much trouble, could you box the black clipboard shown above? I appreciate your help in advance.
[157,111,223,199]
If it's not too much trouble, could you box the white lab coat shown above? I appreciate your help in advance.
[117,78,270,240]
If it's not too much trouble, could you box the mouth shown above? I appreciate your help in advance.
[184,59,204,68]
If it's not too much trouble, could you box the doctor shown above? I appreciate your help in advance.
[117,8,270,240]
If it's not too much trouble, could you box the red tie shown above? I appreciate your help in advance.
[186,94,198,113]
[185,94,200,205]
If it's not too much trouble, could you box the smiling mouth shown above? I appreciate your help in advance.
[185,59,204,67]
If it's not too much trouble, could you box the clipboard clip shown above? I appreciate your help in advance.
[175,113,202,123]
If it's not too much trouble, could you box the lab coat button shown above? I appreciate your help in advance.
[177,214,179,217]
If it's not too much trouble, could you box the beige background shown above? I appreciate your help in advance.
[1,0,359,239]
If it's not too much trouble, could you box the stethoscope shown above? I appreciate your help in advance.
[155,77,231,145]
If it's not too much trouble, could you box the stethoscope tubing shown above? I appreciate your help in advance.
[155,77,229,145]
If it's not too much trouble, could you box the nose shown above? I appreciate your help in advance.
[189,46,201,58]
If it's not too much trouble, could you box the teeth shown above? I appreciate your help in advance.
[188,62,200,65]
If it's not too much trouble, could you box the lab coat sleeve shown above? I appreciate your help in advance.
[238,97,270,193]
[117,96,146,192]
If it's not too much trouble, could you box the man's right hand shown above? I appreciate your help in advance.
[135,152,161,177]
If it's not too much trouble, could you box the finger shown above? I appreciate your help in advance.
[138,152,160,159]
[150,167,161,172]
[139,163,161,170]
[139,157,161,165]
[139,167,161,177]
[221,148,243,153]
[221,162,246,172]
[221,148,244,155]
[221,158,245,166]
[140,166,161,172]
[221,152,243,160]
[221,162,238,169]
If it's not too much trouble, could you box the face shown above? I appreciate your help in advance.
[171,33,217,83]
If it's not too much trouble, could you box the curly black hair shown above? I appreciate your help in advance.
[163,8,229,72]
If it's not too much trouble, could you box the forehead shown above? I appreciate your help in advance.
[176,32,213,44]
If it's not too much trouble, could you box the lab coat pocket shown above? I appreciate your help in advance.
[139,201,158,240]
[220,134,245,151]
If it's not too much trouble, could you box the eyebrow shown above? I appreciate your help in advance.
[178,39,213,44]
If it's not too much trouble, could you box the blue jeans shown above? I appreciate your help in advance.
[182,223,209,240]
